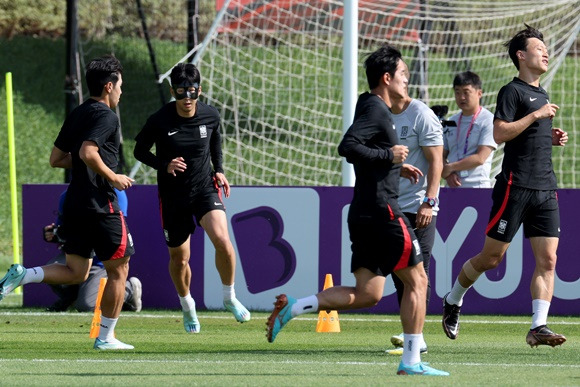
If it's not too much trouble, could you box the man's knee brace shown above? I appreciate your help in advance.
[463,260,482,282]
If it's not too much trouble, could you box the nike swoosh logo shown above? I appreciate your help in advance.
[530,97,537,101]
[168,131,178,136]
[214,202,223,206]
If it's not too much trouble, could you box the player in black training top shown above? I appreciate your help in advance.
[442,24,568,348]
[264,45,449,377]
[134,63,250,334]
[0,55,136,351]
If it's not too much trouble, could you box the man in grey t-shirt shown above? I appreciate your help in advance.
[385,61,444,355]
[443,72,497,188]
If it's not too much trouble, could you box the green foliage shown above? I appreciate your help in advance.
[0,310,578,385]
[0,0,216,41]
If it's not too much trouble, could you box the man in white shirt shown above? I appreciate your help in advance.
[443,71,497,188]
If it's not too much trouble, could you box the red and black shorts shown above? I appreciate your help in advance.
[348,216,422,277]
[486,175,560,242]
[159,187,225,248]
[61,211,134,261]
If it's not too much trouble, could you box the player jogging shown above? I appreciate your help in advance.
[442,24,568,348]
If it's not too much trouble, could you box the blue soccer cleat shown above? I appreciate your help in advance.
[266,294,296,343]
[94,338,134,350]
[183,309,201,333]
[0,264,26,301]
[224,298,251,323]
[397,361,449,376]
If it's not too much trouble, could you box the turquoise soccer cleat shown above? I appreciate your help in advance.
[266,294,297,343]
[0,264,26,301]
[93,338,134,350]
[183,309,201,333]
[224,298,251,323]
[397,361,449,376]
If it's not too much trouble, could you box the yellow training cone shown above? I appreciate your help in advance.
[316,274,340,333]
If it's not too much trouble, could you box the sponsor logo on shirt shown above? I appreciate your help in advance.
[168,130,178,136]
[529,97,537,102]
[200,125,207,138]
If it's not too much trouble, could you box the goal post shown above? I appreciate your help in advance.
[134,0,580,188]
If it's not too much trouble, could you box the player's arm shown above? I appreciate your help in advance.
[416,144,443,228]
[494,103,559,144]
[80,140,134,190]
[49,146,72,169]
[443,145,493,176]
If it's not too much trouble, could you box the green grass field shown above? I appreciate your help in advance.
[0,300,578,386]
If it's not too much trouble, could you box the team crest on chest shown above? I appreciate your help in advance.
[199,125,207,138]
[400,126,409,139]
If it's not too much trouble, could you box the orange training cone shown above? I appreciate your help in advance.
[89,277,107,338]
[316,274,340,333]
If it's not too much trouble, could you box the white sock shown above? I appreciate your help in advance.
[290,295,318,317]
[98,316,118,342]
[531,299,550,329]
[179,293,196,312]
[446,278,470,306]
[21,267,44,285]
[222,284,235,302]
[401,333,422,366]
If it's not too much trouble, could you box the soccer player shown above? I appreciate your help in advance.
[442,25,568,347]
[265,45,449,376]
[442,71,497,188]
[134,63,250,334]
[0,55,136,350]
[385,60,444,356]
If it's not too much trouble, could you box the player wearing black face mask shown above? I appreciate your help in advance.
[172,83,199,100]
[134,63,250,335]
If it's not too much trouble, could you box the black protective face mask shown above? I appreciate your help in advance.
[173,83,199,100]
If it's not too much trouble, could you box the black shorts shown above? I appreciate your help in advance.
[159,187,225,247]
[486,176,560,242]
[349,216,422,277]
[60,211,135,261]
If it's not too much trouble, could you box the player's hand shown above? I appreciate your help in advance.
[536,103,559,120]
[391,145,409,164]
[445,173,462,187]
[552,128,568,146]
[400,163,423,184]
[416,204,433,229]
[167,156,187,176]
[214,172,231,198]
[112,174,135,190]
[43,223,56,242]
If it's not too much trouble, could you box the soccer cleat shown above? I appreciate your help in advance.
[224,298,251,323]
[0,264,26,301]
[183,309,201,333]
[127,277,143,312]
[397,361,449,376]
[93,338,134,350]
[266,294,296,343]
[442,293,461,340]
[385,346,428,355]
[390,333,404,348]
[526,325,566,347]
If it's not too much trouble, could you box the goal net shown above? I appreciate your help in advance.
[142,0,580,187]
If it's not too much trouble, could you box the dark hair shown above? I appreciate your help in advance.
[170,63,201,86]
[85,55,123,97]
[504,24,544,70]
[453,71,482,89]
[364,44,402,89]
